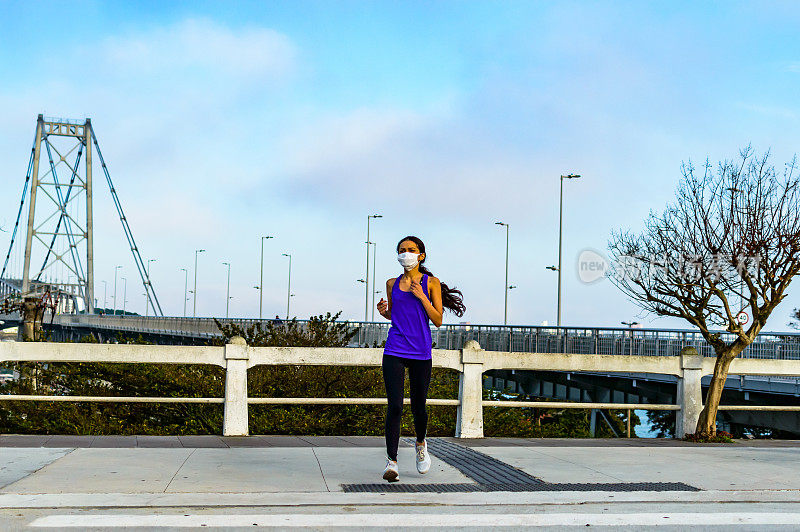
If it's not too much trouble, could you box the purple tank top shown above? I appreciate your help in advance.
[383,273,432,360]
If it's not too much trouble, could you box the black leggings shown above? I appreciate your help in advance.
[382,353,432,461]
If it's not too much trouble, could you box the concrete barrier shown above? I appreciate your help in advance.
[3,338,800,437]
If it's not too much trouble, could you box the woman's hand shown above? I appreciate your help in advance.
[377,297,389,318]
[410,278,426,301]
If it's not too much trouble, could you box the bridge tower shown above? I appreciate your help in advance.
[1,114,163,316]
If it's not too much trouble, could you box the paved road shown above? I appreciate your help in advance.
[2,436,800,529]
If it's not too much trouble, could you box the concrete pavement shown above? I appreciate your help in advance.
[2,436,800,529]
[5,435,800,493]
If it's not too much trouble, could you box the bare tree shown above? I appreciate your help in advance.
[607,147,800,436]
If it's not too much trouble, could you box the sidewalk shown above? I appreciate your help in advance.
[4,436,800,529]
[3,435,800,495]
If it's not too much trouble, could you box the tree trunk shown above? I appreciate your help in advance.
[695,349,736,436]
[21,297,38,341]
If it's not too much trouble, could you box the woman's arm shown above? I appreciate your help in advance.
[377,278,393,320]
[411,276,444,327]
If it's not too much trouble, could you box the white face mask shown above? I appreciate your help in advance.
[397,252,420,271]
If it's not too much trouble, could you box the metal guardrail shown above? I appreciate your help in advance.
[41,314,800,360]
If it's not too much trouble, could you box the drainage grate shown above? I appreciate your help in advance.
[415,437,545,486]
[341,437,700,493]
[547,482,700,492]
[344,483,497,493]
[342,482,699,493]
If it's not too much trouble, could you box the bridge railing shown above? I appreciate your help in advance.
[4,338,800,438]
[44,315,800,360]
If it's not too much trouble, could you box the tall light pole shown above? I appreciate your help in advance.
[121,277,127,316]
[621,321,639,356]
[495,222,510,325]
[113,265,122,316]
[369,241,377,322]
[366,214,382,321]
[193,249,205,318]
[145,259,156,318]
[102,280,107,311]
[222,261,231,319]
[557,173,581,327]
[259,235,274,320]
[180,268,188,318]
[282,253,292,320]
[546,264,558,324]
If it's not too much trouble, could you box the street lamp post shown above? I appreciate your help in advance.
[102,280,107,312]
[260,236,274,320]
[180,268,188,318]
[365,214,382,321]
[67,275,75,313]
[121,277,127,316]
[621,321,639,356]
[193,249,205,318]
[113,265,122,316]
[546,265,558,326]
[368,241,377,322]
[556,174,581,327]
[495,222,510,325]
[222,261,231,319]
[145,259,156,318]
[282,253,292,320]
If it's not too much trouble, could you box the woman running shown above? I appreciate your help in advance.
[376,235,465,482]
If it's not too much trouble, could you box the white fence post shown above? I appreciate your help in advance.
[223,335,249,436]
[676,346,704,438]
[456,339,484,438]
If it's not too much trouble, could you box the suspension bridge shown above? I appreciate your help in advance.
[0,115,162,320]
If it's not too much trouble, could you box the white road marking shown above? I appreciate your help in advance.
[28,512,800,527]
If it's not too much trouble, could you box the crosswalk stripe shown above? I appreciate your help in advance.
[28,512,800,527]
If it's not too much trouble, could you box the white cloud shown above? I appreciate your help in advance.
[281,108,427,174]
[737,102,797,120]
[98,18,297,85]
[268,105,555,223]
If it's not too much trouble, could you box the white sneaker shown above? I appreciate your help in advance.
[416,440,431,474]
[383,459,399,482]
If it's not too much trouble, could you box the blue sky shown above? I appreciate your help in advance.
[1,1,799,330]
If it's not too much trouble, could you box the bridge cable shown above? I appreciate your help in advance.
[88,122,164,317]
[1,137,36,284]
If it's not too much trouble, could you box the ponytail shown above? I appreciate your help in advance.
[397,235,466,318]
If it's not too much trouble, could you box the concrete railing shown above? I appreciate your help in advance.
[3,339,800,437]
[30,314,800,360]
